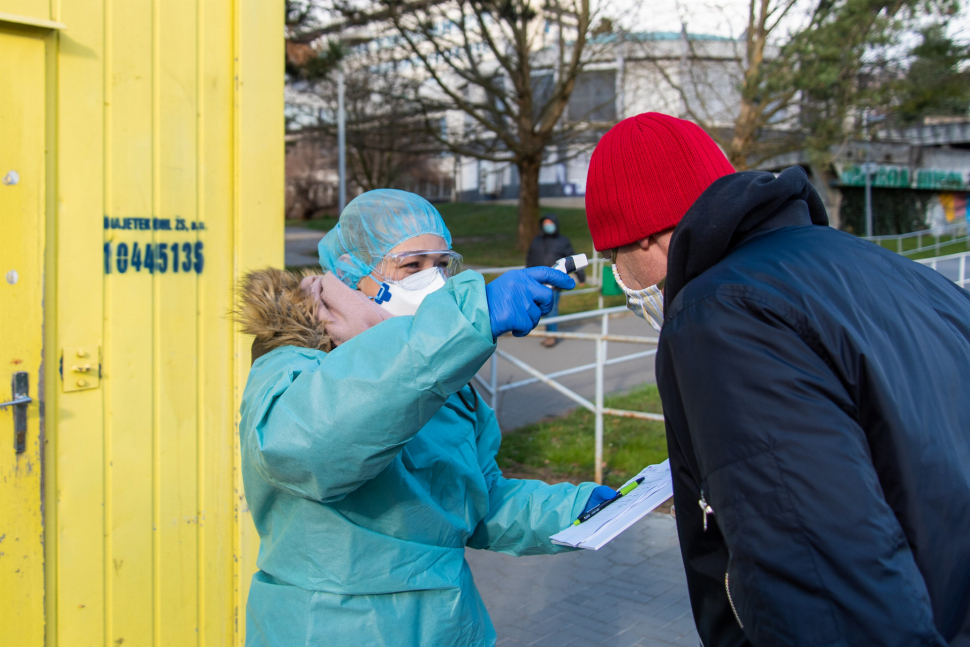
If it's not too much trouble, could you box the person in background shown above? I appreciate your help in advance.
[525,213,586,347]
[584,113,970,646]
[236,189,617,647]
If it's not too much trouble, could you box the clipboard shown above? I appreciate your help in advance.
[551,460,673,551]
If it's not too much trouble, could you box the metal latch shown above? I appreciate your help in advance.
[0,372,31,453]
[62,345,101,392]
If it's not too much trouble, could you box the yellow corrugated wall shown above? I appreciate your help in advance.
[0,0,281,644]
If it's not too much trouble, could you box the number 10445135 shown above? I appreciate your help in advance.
[104,241,204,274]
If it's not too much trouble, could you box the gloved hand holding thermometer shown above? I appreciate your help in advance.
[544,253,588,288]
[485,266,576,339]
[552,253,588,277]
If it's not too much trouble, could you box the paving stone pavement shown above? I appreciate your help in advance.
[466,513,700,647]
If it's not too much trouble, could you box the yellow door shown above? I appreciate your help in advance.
[0,25,47,647]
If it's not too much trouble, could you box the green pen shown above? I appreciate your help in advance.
[573,477,644,525]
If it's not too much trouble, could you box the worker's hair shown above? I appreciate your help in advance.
[234,268,332,364]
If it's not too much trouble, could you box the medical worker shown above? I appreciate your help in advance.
[236,189,614,647]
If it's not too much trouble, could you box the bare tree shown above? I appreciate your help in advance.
[651,0,934,170]
[287,32,454,201]
[285,137,336,220]
[302,62,447,191]
[347,0,602,250]
[286,0,346,80]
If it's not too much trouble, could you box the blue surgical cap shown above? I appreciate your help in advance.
[318,189,453,288]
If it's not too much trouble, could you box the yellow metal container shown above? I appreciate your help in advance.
[0,1,283,644]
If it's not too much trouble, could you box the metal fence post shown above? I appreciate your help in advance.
[601,311,609,376]
[594,332,605,485]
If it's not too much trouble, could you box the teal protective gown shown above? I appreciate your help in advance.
[240,272,597,647]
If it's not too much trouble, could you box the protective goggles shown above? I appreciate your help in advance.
[375,249,463,284]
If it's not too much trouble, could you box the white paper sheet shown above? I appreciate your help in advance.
[550,460,673,551]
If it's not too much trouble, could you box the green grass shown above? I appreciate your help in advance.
[291,203,969,267]
[436,202,595,268]
[288,203,615,308]
[286,217,336,232]
[496,384,667,488]
[288,202,596,269]
[875,233,970,260]
[558,291,626,315]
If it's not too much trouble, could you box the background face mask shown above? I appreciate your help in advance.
[611,264,665,332]
[373,267,446,316]
[542,222,557,235]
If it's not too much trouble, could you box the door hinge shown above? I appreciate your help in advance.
[62,345,101,392]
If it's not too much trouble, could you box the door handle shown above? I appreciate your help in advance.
[0,396,31,408]
[0,372,31,453]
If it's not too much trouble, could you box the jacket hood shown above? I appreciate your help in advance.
[235,268,332,364]
[541,213,560,235]
[665,166,828,309]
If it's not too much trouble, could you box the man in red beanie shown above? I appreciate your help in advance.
[585,112,970,646]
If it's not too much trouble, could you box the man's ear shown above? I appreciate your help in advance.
[642,228,675,253]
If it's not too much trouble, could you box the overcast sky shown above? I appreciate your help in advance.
[611,0,970,44]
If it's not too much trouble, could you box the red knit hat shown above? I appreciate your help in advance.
[585,113,735,251]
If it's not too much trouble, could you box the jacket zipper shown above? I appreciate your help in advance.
[725,572,744,630]
[700,484,742,630]
[698,495,714,531]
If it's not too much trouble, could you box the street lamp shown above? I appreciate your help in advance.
[329,34,372,214]
[337,66,347,213]
[862,161,878,238]
[861,110,879,238]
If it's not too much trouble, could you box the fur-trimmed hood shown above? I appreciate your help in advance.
[236,267,393,364]
[236,268,332,364]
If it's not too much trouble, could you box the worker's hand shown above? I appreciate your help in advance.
[582,485,617,515]
[485,267,575,338]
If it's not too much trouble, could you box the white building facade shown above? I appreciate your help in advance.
[453,32,744,202]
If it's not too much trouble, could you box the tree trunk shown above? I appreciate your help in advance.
[729,101,756,171]
[516,157,542,252]
[729,0,767,172]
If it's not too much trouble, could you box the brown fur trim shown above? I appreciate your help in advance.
[235,268,332,363]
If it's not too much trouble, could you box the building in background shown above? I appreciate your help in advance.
[453,31,743,202]
[829,119,970,234]
[286,17,969,235]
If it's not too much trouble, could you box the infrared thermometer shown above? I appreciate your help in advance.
[552,253,588,275]
[546,253,588,287]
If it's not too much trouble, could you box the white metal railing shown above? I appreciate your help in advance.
[917,249,970,288]
[472,306,660,484]
[867,222,969,256]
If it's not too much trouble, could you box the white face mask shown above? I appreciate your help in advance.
[372,267,447,316]
[612,264,664,333]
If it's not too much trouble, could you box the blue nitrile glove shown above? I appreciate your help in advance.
[582,485,617,515]
[485,266,576,339]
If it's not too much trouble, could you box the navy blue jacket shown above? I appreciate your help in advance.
[656,168,970,646]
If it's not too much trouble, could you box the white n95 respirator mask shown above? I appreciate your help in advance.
[612,264,665,333]
[373,267,447,316]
